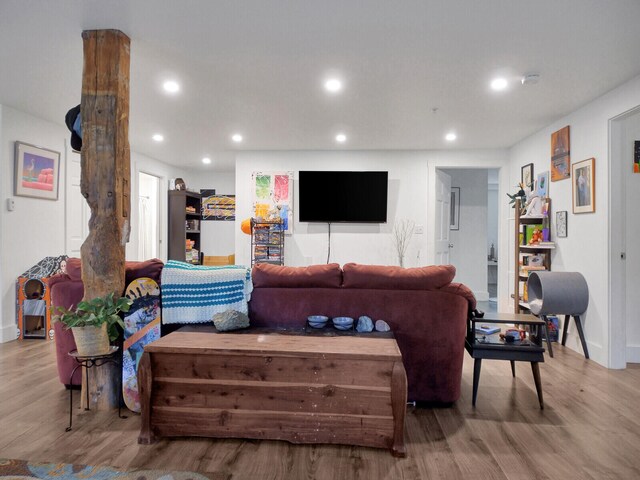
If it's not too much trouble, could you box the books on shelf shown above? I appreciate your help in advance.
[475,325,500,335]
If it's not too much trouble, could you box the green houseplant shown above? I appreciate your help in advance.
[53,293,132,356]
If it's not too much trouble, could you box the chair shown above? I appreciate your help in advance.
[202,254,235,266]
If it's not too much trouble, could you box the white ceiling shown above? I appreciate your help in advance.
[1,0,640,172]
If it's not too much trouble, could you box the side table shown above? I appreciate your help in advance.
[66,346,125,431]
[465,313,548,409]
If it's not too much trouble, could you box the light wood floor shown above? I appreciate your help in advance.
[1,339,640,480]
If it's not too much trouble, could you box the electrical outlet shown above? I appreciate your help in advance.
[414,225,424,234]
[6,198,15,211]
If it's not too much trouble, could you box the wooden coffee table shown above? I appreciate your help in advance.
[138,331,407,457]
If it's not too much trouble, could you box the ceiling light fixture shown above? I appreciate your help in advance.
[490,77,508,91]
[202,157,211,165]
[445,132,457,142]
[521,73,540,85]
[231,133,243,143]
[152,134,164,142]
[324,78,343,93]
[335,133,347,143]
[163,80,180,93]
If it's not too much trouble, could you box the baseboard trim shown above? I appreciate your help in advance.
[0,323,18,343]
[626,345,640,364]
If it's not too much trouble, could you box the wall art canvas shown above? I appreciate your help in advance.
[14,142,60,200]
[521,163,534,189]
[634,140,640,173]
[201,190,235,221]
[251,171,294,233]
[572,158,595,213]
[536,171,549,198]
[556,211,567,237]
[551,125,571,181]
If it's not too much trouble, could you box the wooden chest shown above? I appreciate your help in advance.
[138,332,407,456]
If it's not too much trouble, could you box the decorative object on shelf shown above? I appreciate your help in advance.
[252,171,294,233]
[307,315,329,328]
[556,211,568,237]
[521,163,534,189]
[356,315,374,332]
[174,178,186,191]
[634,140,640,173]
[14,141,61,200]
[450,187,460,230]
[536,171,549,197]
[523,184,543,217]
[375,319,391,332]
[53,293,132,356]
[332,316,354,330]
[551,125,571,181]
[393,219,415,267]
[572,157,595,213]
[201,190,236,221]
[240,217,252,235]
[507,183,527,213]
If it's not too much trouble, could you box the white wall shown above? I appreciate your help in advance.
[508,73,640,367]
[235,151,430,268]
[0,105,68,342]
[184,171,236,258]
[443,169,489,300]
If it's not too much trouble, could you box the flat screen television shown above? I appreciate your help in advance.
[298,171,388,223]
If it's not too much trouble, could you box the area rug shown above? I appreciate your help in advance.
[0,458,213,479]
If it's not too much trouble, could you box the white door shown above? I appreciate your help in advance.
[434,170,452,264]
[65,149,89,257]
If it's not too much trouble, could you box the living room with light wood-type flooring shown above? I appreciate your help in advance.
[2,2,640,479]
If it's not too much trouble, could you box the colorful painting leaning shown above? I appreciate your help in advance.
[15,142,60,200]
[201,190,236,221]
[251,171,294,232]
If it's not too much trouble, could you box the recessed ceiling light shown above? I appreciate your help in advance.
[163,80,180,93]
[152,134,164,142]
[231,133,243,143]
[490,77,508,91]
[445,132,457,142]
[335,133,347,143]
[202,157,211,165]
[324,78,343,93]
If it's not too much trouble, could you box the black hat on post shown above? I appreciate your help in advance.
[65,104,82,152]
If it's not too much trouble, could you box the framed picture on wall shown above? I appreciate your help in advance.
[14,142,60,200]
[556,211,567,237]
[572,158,595,213]
[450,187,460,231]
[521,163,534,189]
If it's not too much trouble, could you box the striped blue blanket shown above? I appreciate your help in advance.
[161,260,253,324]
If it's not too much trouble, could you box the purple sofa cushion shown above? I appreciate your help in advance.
[64,257,164,285]
[252,263,342,288]
[342,263,456,290]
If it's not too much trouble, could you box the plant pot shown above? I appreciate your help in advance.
[72,323,110,356]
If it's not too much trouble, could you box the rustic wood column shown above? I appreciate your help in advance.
[80,29,131,410]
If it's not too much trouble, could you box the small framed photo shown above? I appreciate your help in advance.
[572,158,595,213]
[556,211,567,237]
[14,142,60,200]
[521,163,534,189]
[450,187,460,231]
[536,171,549,198]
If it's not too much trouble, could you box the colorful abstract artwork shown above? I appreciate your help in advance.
[201,190,236,221]
[14,142,60,200]
[251,171,294,233]
[550,126,570,182]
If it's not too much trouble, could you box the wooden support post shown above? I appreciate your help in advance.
[79,29,131,410]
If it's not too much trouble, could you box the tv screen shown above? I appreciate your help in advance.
[298,171,388,223]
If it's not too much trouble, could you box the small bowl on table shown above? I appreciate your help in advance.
[307,315,329,329]
[332,316,354,331]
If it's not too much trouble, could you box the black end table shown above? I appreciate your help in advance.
[465,313,548,409]
[66,346,125,431]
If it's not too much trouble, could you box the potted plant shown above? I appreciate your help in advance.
[53,293,132,356]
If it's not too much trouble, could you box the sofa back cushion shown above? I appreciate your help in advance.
[63,257,164,285]
[252,263,342,288]
[342,263,456,290]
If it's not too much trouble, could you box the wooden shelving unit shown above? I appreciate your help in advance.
[513,197,554,314]
[168,190,202,264]
[251,218,284,266]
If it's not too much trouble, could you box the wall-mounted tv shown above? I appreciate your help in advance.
[298,171,388,223]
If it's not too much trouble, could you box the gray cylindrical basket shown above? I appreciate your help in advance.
[527,271,589,316]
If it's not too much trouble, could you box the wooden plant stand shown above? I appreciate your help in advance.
[138,332,407,457]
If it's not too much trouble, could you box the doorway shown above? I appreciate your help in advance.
[138,172,161,260]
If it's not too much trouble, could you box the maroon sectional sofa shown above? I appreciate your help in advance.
[249,262,476,404]
[49,257,164,387]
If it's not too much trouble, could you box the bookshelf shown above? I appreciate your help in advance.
[513,197,554,314]
[250,218,285,266]
[168,190,202,264]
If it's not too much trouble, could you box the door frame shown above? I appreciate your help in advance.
[137,170,162,260]
[426,152,510,311]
